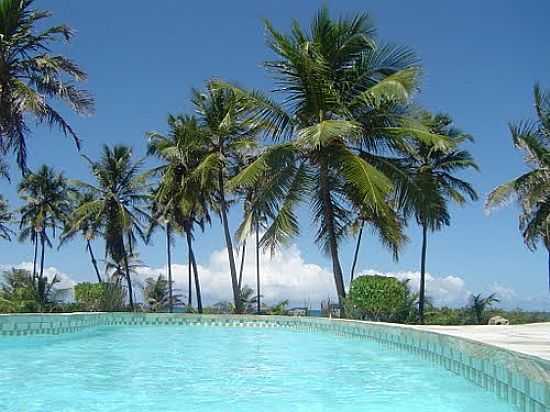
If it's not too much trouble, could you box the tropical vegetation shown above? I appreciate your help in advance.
[486,84,550,289]
[0,2,545,325]
[0,0,93,172]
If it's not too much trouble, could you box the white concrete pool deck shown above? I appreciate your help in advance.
[411,322,550,361]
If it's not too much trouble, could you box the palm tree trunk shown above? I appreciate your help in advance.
[187,247,192,307]
[39,231,46,280]
[350,220,364,287]
[238,240,246,289]
[166,223,173,313]
[86,239,102,283]
[255,222,261,314]
[32,235,38,281]
[122,244,134,311]
[218,168,242,312]
[187,230,202,313]
[419,223,428,324]
[319,158,346,309]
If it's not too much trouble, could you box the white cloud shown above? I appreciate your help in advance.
[0,262,76,290]
[489,283,517,301]
[131,243,336,307]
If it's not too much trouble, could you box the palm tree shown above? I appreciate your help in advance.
[235,187,261,313]
[147,197,178,312]
[222,8,449,308]
[232,149,309,313]
[60,192,103,282]
[69,145,151,310]
[147,115,214,313]
[18,165,72,282]
[0,195,14,241]
[0,0,94,172]
[486,84,550,289]
[144,275,182,312]
[1,267,65,312]
[396,113,478,323]
[347,202,406,286]
[468,293,499,325]
[238,284,259,314]
[191,84,262,313]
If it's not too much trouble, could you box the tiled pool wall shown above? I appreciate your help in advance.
[0,313,548,412]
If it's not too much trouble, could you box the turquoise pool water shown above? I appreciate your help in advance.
[0,325,515,412]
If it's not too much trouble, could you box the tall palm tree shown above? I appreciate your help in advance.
[69,145,151,310]
[147,115,214,313]
[222,8,449,308]
[0,0,94,172]
[0,195,14,241]
[60,192,103,283]
[347,202,406,286]
[486,84,550,289]
[18,165,71,282]
[232,149,310,313]
[396,113,478,323]
[191,84,262,313]
[147,194,178,312]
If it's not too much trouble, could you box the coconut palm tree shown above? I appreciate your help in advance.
[69,145,151,310]
[0,267,66,312]
[396,113,478,323]
[18,165,72,282]
[147,115,214,313]
[221,7,450,308]
[146,195,178,312]
[347,202,406,286]
[468,293,499,325]
[0,0,94,172]
[191,84,263,313]
[144,275,182,312]
[232,149,310,313]
[60,192,103,282]
[0,195,14,241]
[486,84,550,289]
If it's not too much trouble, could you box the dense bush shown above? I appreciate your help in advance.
[74,282,125,312]
[345,275,417,323]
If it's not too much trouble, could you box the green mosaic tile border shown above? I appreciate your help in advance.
[0,313,548,411]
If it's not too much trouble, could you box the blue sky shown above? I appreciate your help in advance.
[1,0,550,308]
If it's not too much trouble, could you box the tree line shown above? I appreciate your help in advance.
[0,1,546,322]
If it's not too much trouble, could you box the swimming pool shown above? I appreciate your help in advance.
[0,317,527,412]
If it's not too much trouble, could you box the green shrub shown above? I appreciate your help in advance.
[425,306,467,325]
[74,282,125,312]
[345,275,415,322]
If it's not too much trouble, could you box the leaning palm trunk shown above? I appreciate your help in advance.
[238,240,246,289]
[86,240,102,283]
[186,230,203,313]
[218,168,242,312]
[255,222,261,314]
[32,235,38,280]
[187,247,192,307]
[418,223,428,324]
[122,246,134,311]
[319,160,346,308]
[39,231,46,280]
[350,220,365,286]
[166,223,173,313]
